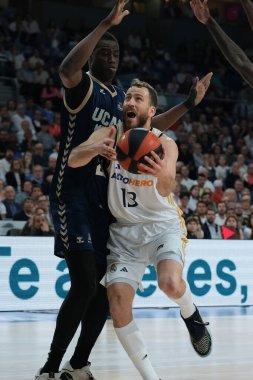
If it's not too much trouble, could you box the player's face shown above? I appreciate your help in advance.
[123,86,156,130]
[90,40,119,84]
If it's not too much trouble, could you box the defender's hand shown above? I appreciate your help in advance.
[190,0,211,25]
[105,0,130,27]
[193,72,213,106]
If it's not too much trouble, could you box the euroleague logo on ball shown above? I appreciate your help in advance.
[116,128,163,174]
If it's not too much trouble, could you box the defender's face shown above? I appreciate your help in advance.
[123,86,155,130]
[90,40,119,83]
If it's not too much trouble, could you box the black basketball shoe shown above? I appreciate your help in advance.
[181,306,212,357]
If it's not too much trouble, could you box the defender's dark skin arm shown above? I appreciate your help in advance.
[190,0,253,88]
[153,72,212,131]
[59,0,129,88]
[240,0,253,32]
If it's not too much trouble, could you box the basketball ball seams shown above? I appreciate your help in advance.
[116,128,163,174]
[134,131,161,161]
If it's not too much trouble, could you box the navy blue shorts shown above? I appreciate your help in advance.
[50,196,93,258]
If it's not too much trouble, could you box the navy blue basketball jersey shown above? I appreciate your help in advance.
[50,72,124,260]
[51,72,125,200]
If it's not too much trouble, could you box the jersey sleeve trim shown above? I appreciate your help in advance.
[63,75,93,114]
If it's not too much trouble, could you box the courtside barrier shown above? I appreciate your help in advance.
[1,237,252,311]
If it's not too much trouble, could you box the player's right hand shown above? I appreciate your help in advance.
[95,126,117,160]
[190,0,211,25]
[105,0,130,27]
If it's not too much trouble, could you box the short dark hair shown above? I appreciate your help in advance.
[130,78,158,107]
[95,32,118,50]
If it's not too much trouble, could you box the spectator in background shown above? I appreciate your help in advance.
[17,119,37,151]
[215,155,228,180]
[32,142,48,167]
[180,165,195,191]
[196,171,214,196]
[36,119,56,154]
[243,162,253,198]
[192,214,204,238]
[212,179,224,205]
[32,109,43,133]
[0,116,18,148]
[5,158,25,192]
[0,148,14,181]
[186,216,199,239]
[44,152,57,188]
[13,197,35,221]
[195,200,207,224]
[179,191,192,219]
[201,190,216,210]
[31,164,48,194]
[192,142,204,168]
[48,112,61,140]
[2,185,21,219]
[244,125,253,158]
[30,184,43,202]
[225,161,241,189]
[234,179,245,201]
[202,208,222,239]
[0,200,6,219]
[0,179,6,201]
[223,215,244,240]
[15,179,33,204]
[243,212,253,239]
[12,103,35,134]
[188,184,200,212]
[22,150,33,179]
[222,188,237,206]
[21,210,54,236]
[215,201,227,226]
[41,99,55,123]
[41,78,62,111]
[236,153,248,178]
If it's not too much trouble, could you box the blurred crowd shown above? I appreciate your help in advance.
[0,6,253,239]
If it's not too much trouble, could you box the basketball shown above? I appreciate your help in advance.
[116,128,163,174]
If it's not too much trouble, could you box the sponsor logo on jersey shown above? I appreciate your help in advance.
[117,102,123,111]
[120,267,128,272]
[110,264,117,273]
[111,172,154,187]
[157,244,164,251]
[76,236,84,244]
[92,107,122,129]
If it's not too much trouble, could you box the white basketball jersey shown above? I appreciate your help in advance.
[108,126,181,224]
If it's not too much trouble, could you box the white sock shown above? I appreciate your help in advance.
[172,282,196,319]
[115,320,160,380]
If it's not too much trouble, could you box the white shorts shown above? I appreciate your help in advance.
[103,219,188,290]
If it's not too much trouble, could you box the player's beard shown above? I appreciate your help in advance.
[123,112,149,130]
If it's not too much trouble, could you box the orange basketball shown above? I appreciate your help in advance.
[116,128,163,174]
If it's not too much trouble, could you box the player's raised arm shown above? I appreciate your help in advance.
[240,0,253,32]
[68,126,116,168]
[59,0,129,88]
[152,72,212,132]
[190,0,253,88]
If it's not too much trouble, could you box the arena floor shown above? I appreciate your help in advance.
[1,307,253,380]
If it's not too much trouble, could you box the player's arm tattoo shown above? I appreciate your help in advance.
[206,17,253,88]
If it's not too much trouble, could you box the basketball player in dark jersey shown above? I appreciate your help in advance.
[190,0,253,88]
[35,1,212,379]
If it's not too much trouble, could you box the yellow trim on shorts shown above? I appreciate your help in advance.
[167,194,188,263]
[63,75,93,114]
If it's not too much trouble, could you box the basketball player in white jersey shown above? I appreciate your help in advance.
[68,79,212,380]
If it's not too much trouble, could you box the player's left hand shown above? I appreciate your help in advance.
[191,72,213,106]
[105,0,130,27]
[138,147,166,177]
